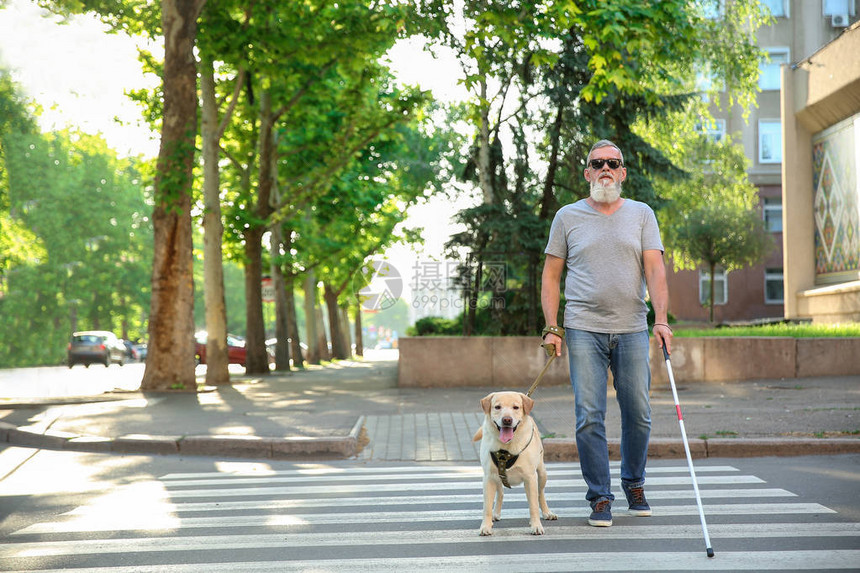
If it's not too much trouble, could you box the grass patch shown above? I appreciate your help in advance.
[715,430,738,438]
[673,323,860,338]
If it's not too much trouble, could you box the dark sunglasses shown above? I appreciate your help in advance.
[589,158,623,170]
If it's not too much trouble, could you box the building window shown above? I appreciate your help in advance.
[762,0,788,17]
[697,118,726,143]
[823,0,856,16]
[699,268,727,306]
[763,197,783,232]
[759,120,782,164]
[765,268,784,304]
[759,48,789,91]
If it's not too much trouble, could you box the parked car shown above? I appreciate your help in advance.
[134,342,147,362]
[122,340,140,362]
[67,331,127,368]
[265,338,307,362]
[194,332,249,366]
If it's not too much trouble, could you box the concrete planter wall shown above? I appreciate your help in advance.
[397,336,860,387]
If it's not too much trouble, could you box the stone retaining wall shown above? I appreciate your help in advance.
[397,336,860,387]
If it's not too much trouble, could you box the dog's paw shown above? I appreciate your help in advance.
[492,513,501,522]
[530,521,545,535]
[479,522,494,536]
[543,510,558,521]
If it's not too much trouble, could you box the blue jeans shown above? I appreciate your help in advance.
[566,328,651,504]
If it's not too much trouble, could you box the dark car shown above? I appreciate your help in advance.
[194,332,248,366]
[122,340,140,362]
[67,331,127,368]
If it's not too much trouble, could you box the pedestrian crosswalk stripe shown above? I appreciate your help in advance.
[3,523,858,559]
[125,474,768,500]
[3,462,855,573]
[63,487,797,516]
[15,503,835,535]
[6,550,860,572]
[158,464,740,481]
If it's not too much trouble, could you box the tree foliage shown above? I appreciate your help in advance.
[421,0,772,335]
[0,124,152,366]
[674,202,773,322]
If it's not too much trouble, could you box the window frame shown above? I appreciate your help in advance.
[765,268,785,305]
[763,197,783,232]
[759,119,783,164]
[759,48,790,91]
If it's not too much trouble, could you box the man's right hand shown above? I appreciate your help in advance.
[544,332,563,357]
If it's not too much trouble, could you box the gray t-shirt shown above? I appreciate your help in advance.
[544,199,664,333]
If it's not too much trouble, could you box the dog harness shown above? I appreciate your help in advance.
[491,426,536,488]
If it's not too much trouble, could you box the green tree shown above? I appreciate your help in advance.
[673,202,773,322]
[0,70,43,300]
[43,0,205,390]
[295,98,456,359]
[421,0,770,336]
[0,129,152,366]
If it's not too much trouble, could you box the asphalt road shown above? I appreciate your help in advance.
[1,447,858,571]
[0,362,247,400]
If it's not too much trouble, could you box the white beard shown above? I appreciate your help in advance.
[590,178,622,203]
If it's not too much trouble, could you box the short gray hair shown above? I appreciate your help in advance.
[588,140,624,164]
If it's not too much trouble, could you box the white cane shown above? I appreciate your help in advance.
[662,345,715,558]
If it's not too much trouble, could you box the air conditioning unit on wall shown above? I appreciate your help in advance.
[831,12,850,27]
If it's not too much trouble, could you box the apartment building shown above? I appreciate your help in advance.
[665,0,860,324]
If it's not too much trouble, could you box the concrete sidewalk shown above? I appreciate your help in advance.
[1,351,858,461]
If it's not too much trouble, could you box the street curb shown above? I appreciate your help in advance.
[0,417,366,460]
[3,420,858,461]
[543,436,860,461]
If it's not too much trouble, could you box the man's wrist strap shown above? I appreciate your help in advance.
[541,325,565,340]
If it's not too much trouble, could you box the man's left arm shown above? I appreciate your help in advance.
[643,249,672,354]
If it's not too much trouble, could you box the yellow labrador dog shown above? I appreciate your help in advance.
[473,391,557,535]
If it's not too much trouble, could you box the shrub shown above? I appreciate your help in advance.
[407,316,461,336]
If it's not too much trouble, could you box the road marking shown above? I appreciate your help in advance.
[5,551,860,572]
[63,487,797,515]
[15,503,835,535]
[3,462,855,572]
[158,464,740,482]
[118,474,767,500]
[3,523,858,559]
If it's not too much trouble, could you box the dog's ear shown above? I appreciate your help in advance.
[480,393,495,414]
[520,393,535,416]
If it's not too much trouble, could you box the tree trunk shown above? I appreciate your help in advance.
[324,283,348,360]
[353,299,363,358]
[285,273,304,369]
[243,224,268,373]
[339,304,351,358]
[269,225,291,372]
[315,304,330,361]
[709,261,716,323]
[141,0,204,391]
[477,77,493,205]
[243,89,276,374]
[200,54,229,385]
[303,272,320,364]
[540,103,564,220]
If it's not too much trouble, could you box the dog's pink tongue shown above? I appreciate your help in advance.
[500,426,514,443]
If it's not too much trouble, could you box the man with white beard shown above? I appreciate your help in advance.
[540,139,672,528]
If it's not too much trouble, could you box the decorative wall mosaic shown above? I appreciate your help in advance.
[812,117,859,281]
